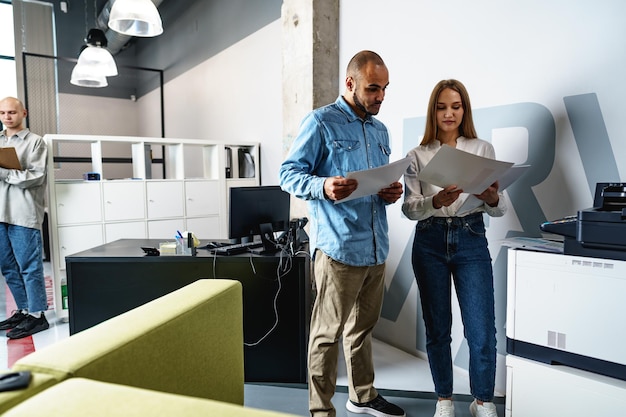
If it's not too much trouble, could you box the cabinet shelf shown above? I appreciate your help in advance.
[45,134,260,318]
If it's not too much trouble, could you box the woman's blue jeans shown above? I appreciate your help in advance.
[411,213,496,402]
[0,223,48,313]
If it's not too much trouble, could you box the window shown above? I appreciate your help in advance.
[0,1,17,99]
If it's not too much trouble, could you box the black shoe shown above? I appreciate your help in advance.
[346,395,406,417]
[0,311,28,330]
[6,314,49,339]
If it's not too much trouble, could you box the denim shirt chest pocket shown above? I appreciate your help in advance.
[331,139,363,173]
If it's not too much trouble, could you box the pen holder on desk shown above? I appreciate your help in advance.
[176,238,193,255]
[159,240,195,256]
[161,231,198,256]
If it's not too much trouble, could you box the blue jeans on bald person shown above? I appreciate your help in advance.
[0,223,48,313]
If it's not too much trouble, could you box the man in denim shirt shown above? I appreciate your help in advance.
[279,51,404,417]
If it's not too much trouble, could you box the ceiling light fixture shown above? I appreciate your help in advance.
[70,66,108,88]
[70,28,118,88]
[108,0,163,37]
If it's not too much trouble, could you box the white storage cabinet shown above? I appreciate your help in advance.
[45,134,260,318]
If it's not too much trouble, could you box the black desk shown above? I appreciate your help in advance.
[65,239,311,383]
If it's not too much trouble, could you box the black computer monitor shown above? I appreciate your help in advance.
[229,186,291,242]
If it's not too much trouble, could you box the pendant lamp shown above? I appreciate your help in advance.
[70,66,108,88]
[70,28,118,88]
[108,0,163,37]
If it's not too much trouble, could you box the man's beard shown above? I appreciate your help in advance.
[353,92,371,116]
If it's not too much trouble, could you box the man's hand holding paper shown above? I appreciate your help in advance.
[324,176,358,201]
[335,156,411,204]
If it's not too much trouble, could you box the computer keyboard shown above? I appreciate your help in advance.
[212,241,264,255]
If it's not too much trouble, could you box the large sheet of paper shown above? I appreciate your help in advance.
[417,145,514,194]
[456,164,531,215]
[337,157,411,204]
[0,147,22,170]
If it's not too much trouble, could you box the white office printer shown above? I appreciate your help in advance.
[506,248,626,381]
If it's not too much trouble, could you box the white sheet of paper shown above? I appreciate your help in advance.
[456,164,531,215]
[416,145,514,194]
[336,157,411,204]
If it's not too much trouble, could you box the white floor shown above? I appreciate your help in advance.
[0,311,67,371]
[28,311,70,351]
[338,338,471,394]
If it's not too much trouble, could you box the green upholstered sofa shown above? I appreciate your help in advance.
[0,279,299,417]
[3,378,298,417]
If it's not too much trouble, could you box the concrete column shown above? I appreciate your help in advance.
[281,0,339,219]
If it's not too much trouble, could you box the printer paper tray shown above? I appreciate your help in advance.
[507,338,626,381]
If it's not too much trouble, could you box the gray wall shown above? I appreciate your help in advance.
[134,0,282,84]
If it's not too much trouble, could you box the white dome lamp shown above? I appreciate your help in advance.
[70,28,118,88]
[70,65,108,88]
[108,0,163,37]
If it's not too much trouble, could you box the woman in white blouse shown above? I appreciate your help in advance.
[402,79,506,417]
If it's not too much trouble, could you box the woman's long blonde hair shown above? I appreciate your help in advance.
[421,79,478,146]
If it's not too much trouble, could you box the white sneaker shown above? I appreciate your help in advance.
[469,400,498,417]
[434,400,455,417]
